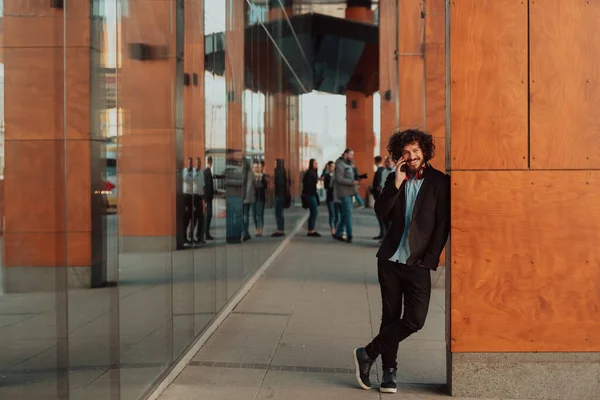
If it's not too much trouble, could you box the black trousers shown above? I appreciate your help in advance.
[204,198,213,237]
[183,194,194,241]
[366,259,431,370]
[193,194,204,240]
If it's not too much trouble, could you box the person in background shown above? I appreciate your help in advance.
[272,159,288,237]
[183,157,195,245]
[371,155,386,240]
[203,156,216,241]
[225,150,244,243]
[302,159,322,237]
[253,161,268,237]
[381,156,395,188]
[323,161,340,236]
[242,158,256,242]
[352,162,367,208]
[334,149,359,243]
[192,157,206,244]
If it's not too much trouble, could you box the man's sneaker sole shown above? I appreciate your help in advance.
[380,387,397,394]
[352,348,371,390]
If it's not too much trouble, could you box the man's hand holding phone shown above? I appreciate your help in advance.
[395,158,407,189]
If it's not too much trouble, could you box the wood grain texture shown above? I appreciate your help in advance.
[399,55,425,130]
[379,0,398,156]
[450,0,528,170]
[399,0,424,54]
[530,0,600,169]
[451,171,600,352]
[426,43,445,138]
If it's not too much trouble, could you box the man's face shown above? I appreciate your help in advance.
[402,142,425,173]
[195,158,201,169]
[345,151,355,162]
[253,164,260,174]
[187,158,193,169]
[328,163,335,173]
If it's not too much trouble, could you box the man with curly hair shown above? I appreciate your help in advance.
[353,129,450,394]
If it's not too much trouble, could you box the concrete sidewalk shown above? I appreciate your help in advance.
[158,210,507,400]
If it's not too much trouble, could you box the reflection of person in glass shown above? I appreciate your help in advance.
[203,156,216,241]
[225,150,244,243]
[242,158,255,242]
[253,161,268,237]
[193,157,206,244]
[271,159,288,237]
[182,157,195,244]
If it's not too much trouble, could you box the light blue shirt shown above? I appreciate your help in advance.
[389,178,424,264]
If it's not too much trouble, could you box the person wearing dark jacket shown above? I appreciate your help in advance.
[302,159,322,237]
[203,156,216,240]
[352,163,367,208]
[323,161,340,236]
[272,159,288,237]
[353,129,450,394]
[372,155,386,240]
[253,161,268,236]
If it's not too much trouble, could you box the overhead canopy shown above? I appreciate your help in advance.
[205,13,379,95]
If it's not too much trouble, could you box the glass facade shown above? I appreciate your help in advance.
[0,1,315,398]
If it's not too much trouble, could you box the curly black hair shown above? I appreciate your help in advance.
[386,128,436,163]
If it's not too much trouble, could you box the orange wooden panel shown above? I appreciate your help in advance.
[4,140,92,233]
[3,16,90,48]
[5,0,88,17]
[530,1,600,169]
[425,13,445,45]
[379,0,398,157]
[119,129,175,174]
[118,173,176,237]
[124,0,174,46]
[429,136,446,173]
[4,232,90,267]
[399,56,425,130]
[425,43,445,138]
[450,1,528,170]
[4,140,66,233]
[399,0,424,54]
[4,48,90,140]
[66,141,92,232]
[347,91,374,196]
[451,171,600,352]
[121,59,174,130]
[426,0,446,15]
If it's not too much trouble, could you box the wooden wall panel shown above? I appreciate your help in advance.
[379,0,397,156]
[530,1,600,169]
[451,171,600,352]
[399,56,425,129]
[450,1,528,170]
[398,0,425,131]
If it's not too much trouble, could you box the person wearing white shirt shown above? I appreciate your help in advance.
[193,157,206,244]
[182,158,194,244]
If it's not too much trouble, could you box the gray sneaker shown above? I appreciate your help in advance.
[353,347,375,390]
[380,368,397,393]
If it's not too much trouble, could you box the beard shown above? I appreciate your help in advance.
[407,158,424,173]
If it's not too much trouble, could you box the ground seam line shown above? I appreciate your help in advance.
[252,230,313,400]
[146,213,309,400]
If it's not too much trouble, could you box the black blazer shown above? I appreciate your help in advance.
[204,167,215,201]
[375,166,450,271]
[371,166,385,199]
